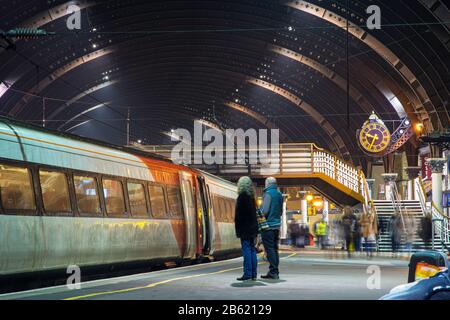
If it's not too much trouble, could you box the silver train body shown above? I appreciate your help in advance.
[0,120,240,276]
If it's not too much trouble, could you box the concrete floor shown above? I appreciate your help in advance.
[0,251,409,300]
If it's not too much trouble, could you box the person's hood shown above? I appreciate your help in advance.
[264,183,278,192]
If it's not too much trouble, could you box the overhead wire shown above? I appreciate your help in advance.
[7,48,161,143]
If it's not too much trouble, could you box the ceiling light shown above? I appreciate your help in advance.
[0,81,9,98]
[313,200,323,208]
[415,123,424,132]
[92,44,97,48]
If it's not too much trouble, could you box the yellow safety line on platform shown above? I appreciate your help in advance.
[284,252,297,259]
[64,265,244,300]
[64,254,296,300]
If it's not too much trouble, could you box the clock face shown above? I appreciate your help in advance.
[359,122,391,153]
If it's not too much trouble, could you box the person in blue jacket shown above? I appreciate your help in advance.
[260,177,283,279]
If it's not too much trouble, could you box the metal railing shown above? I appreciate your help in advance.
[416,177,450,251]
[415,178,428,217]
[312,149,360,193]
[431,204,450,252]
[389,181,407,233]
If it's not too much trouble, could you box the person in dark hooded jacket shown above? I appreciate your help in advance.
[235,176,258,281]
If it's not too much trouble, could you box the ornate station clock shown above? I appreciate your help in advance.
[358,112,391,154]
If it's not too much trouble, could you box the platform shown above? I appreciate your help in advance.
[0,251,408,300]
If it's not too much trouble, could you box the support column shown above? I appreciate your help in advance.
[404,167,421,200]
[323,198,329,223]
[299,191,308,224]
[381,173,398,201]
[429,158,446,211]
[280,194,288,240]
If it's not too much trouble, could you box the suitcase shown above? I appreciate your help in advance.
[296,235,305,248]
[408,251,448,283]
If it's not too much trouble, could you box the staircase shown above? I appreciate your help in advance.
[374,200,446,253]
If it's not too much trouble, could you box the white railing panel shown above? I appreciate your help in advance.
[281,168,313,173]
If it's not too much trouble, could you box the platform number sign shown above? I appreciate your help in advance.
[358,112,391,155]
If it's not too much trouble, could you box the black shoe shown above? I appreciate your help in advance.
[237,276,252,281]
[261,273,279,280]
[252,277,257,281]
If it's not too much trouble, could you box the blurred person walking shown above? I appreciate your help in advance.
[260,177,283,280]
[342,207,357,257]
[297,222,308,248]
[389,213,403,257]
[360,212,378,258]
[403,213,416,255]
[235,176,259,281]
[288,219,300,248]
[354,213,363,253]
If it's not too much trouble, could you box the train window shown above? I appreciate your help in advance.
[103,179,126,217]
[127,182,148,218]
[230,200,236,221]
[222,199,228,222]
[148,184,167,218]
[39,170,71,214]
[74,176,101,216]
[219,197,226,221]
[229,199,235,222]
[213,196,226,222]
[180,179,194,219]
[216,197,235,223]
[221,198,228,222]
[166,185,183,218]
[225,199,231,222]
[212,195,222,222]
[0,165,35,211]
[216,197,223,222]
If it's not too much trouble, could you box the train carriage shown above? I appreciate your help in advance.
[0,118,240,277]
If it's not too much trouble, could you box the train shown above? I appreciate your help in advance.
[0,117,241,278]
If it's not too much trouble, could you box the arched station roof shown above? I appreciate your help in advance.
[0,0,448,166]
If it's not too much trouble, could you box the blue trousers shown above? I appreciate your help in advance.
[261,229,280,276]
[241,238,257,278]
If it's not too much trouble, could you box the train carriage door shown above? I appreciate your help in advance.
[205,183,217,255]
[179,172,197,259]
[197,175,211,255]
